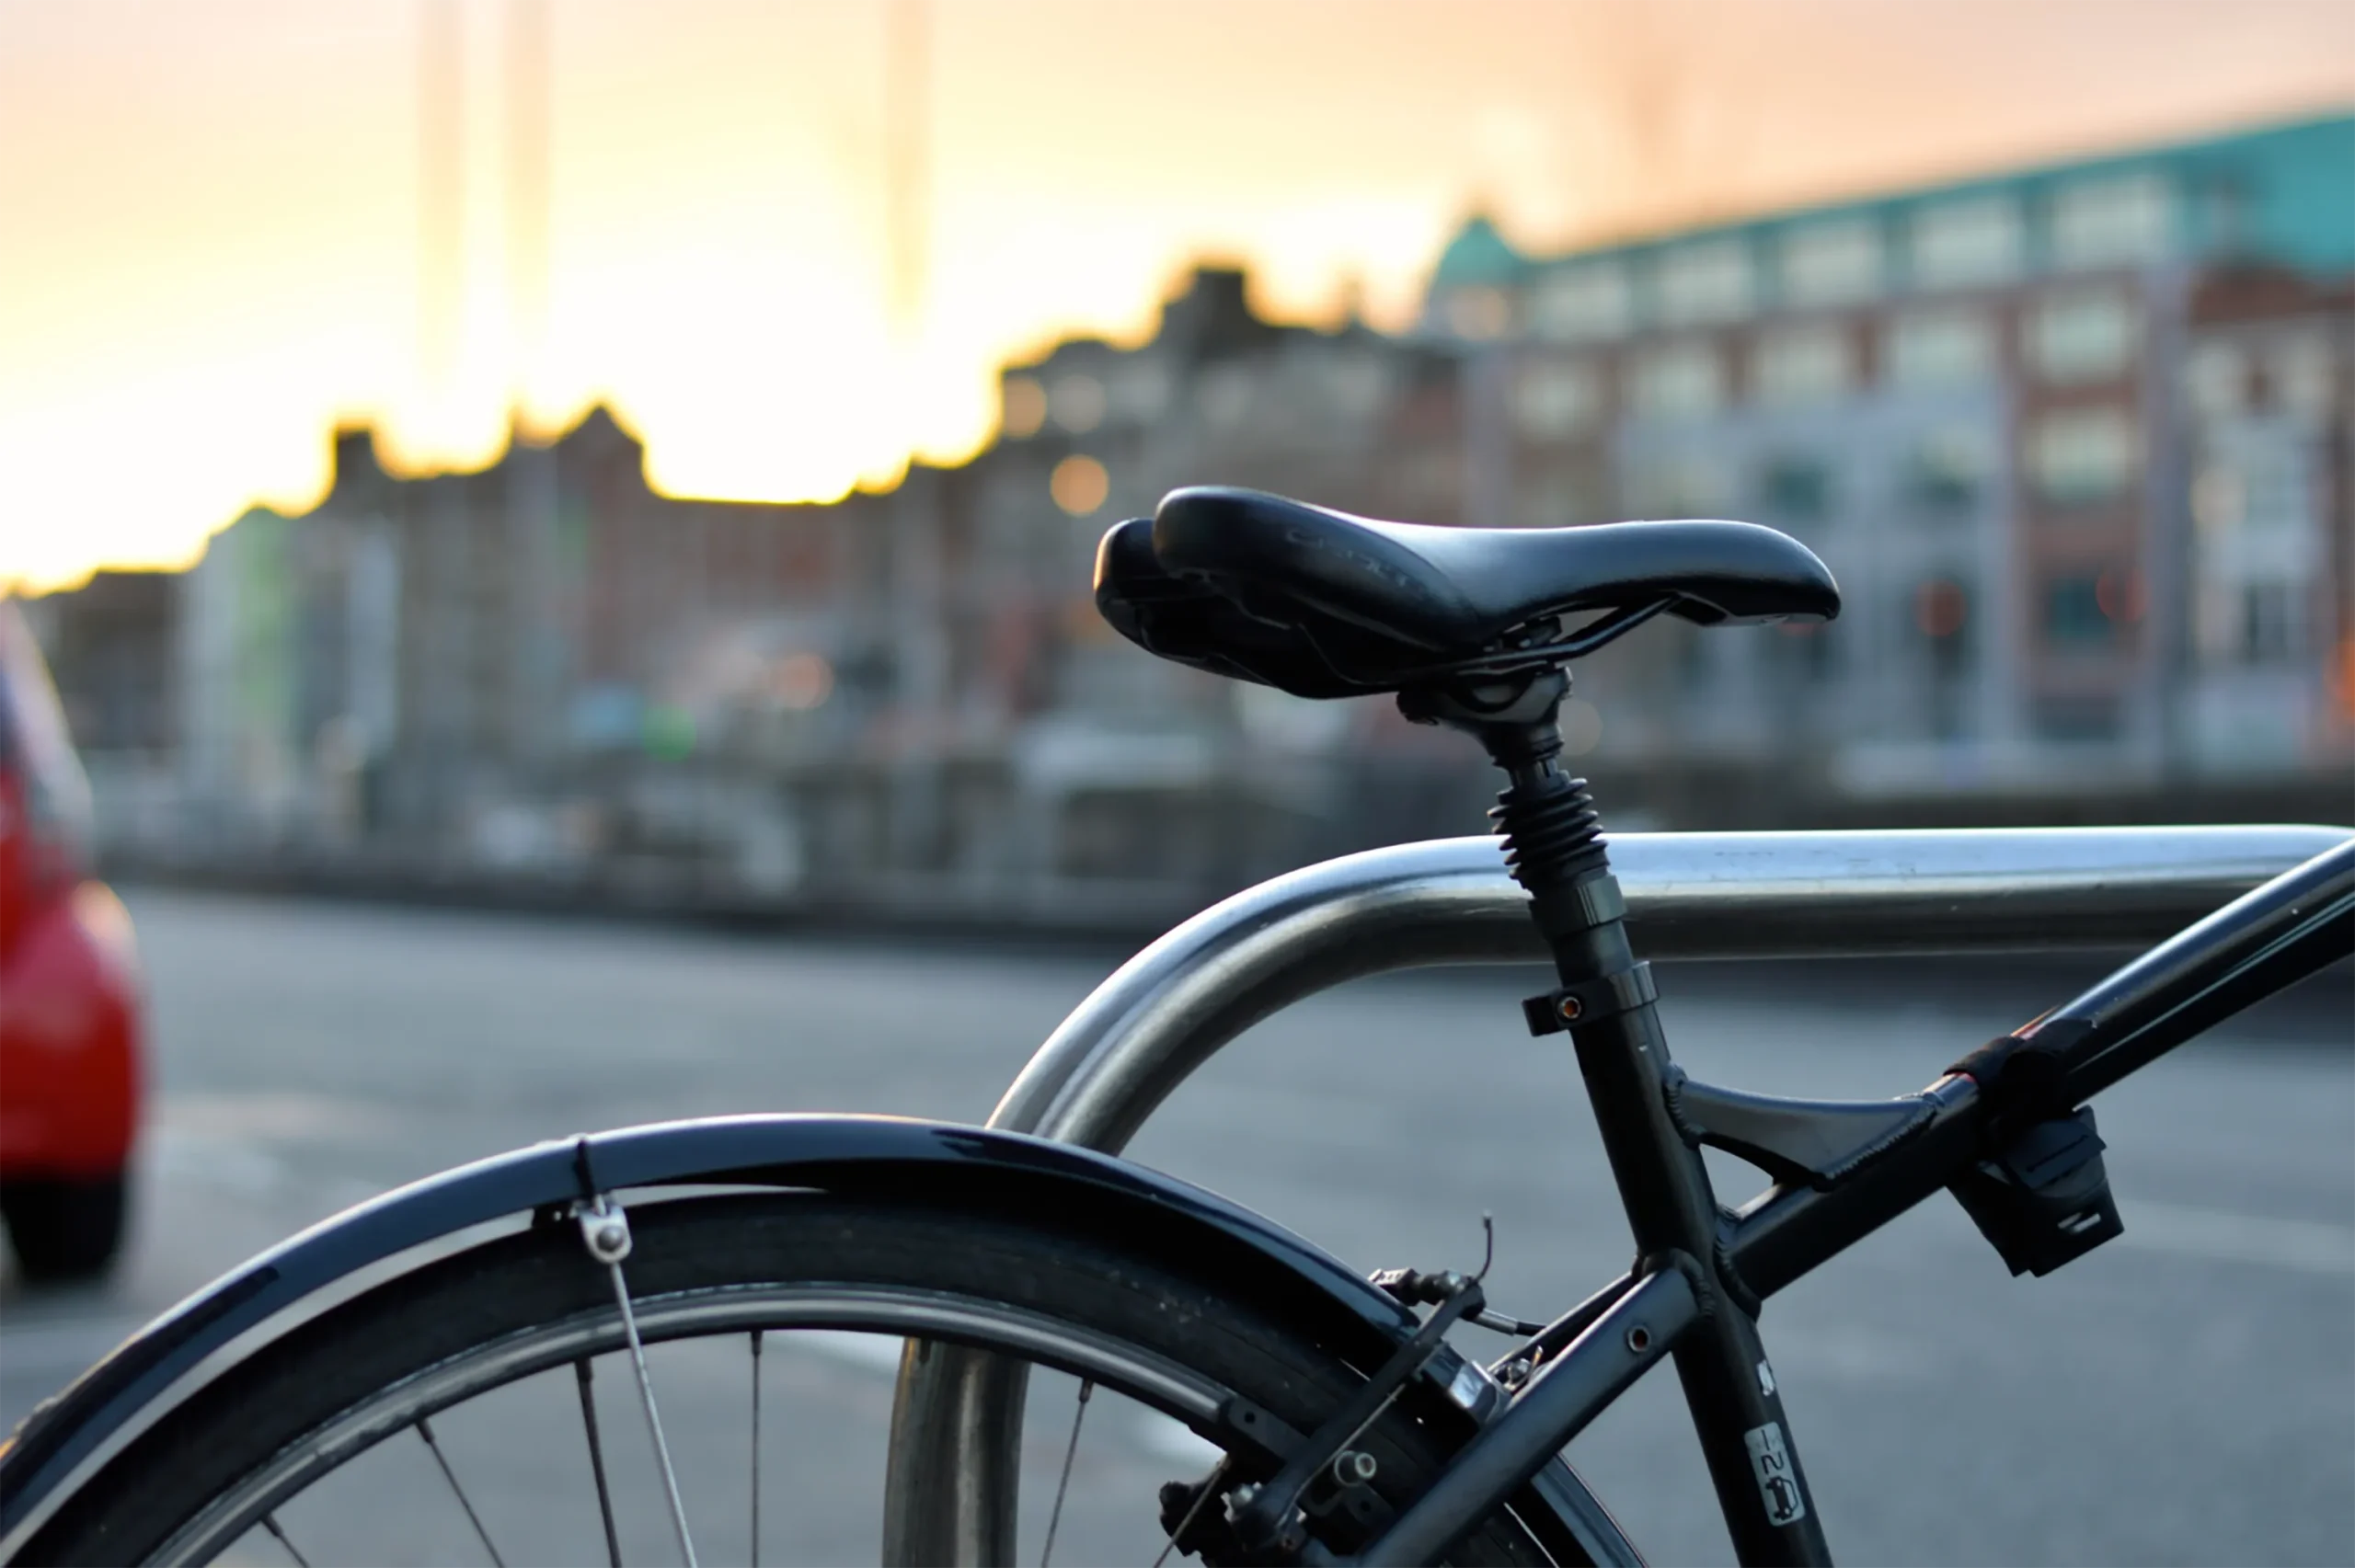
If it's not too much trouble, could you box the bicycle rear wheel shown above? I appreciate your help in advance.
[22,1192,1566,1565]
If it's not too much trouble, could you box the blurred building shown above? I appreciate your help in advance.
[1423,109,2355,803]
[174,410,853,885]
[2178,265,2354,777]
[21,112,2352,925]
[17,571,178,853]
[19,570,176,754]
[966,266,1485,886]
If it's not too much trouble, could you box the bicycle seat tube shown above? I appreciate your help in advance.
[1402,669,1834,1567]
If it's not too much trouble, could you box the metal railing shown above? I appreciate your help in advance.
[884,823,2352,1562]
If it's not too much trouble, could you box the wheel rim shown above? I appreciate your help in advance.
[155,1283,1235,1566]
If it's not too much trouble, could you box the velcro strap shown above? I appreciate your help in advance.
[1523,962,1657,1036]
[1947,1024,2082,1123]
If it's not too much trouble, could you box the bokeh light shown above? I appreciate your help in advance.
[1050,454,1109,516]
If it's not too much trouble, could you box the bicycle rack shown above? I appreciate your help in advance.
[885,823,2352,1563]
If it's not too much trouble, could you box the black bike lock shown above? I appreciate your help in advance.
[1948,1104,2125,1277]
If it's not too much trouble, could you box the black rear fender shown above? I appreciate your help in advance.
[3,1116,1538,1551]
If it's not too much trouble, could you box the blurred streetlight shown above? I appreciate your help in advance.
[884,0,930,338]
[418,0,465,401]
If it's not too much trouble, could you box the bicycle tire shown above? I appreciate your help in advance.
[20,1192,1563,1565]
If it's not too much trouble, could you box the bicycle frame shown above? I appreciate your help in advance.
[890,824,2354,1565]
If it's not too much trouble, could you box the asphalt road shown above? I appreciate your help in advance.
[3,887,2349,1566]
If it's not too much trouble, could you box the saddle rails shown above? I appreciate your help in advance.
[882,822,2354,1562]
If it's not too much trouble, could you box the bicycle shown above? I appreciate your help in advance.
[2,486,2349,1565]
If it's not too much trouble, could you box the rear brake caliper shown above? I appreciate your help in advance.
[1222,1273,1488,1561]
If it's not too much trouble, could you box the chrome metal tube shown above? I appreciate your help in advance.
[884,823,2348,1562]
[993,825,2349,1151]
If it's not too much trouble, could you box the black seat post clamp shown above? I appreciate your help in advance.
[1526,865,1627,938]
[1519,870,1653,1036]
[1523,960,1657,1036]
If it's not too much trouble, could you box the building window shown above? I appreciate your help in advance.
[1885,308,1995,387]
[1516,467,1604,529]
[2185,342,2246,416]
[2051,171,2175,268]
[1114,363,1173,421]
[1907,427,1991,514]
[2240,581,2301,663]
[1909,195,2024,288]
[1002,376,1047,438]
[2042,574,2115,647]
[1769,621,1834,683]
[1197,366,1253,428]
[1631,452,1734,517]
[2194,577,2304,666]
[2196,422,2315,545]
[1756,455,1834,521]
[1915,578,1970,636]
[1631,343,1725,419]
[1914,578,1972,692]
[1779,218,1882,306]
[2191,463,2241,535]
[1050,373,1107,433]
[2034,693,2120,739]
[2028,407,2137,506]
[2026,288,2137,383]
[1752,326,1852,406]
[1327,355,1388,419]
[2271,338,2335,421]
[1512,359,1600,438]
[1654,240,1754,326]
[1529,263,1634,341]
[1442,285,1513,340]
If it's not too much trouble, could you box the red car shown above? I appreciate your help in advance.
[0,600,143,1282]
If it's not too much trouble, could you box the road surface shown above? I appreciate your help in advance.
[3,888,2349,1564]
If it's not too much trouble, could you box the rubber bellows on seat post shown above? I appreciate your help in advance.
[1397,670,1609,900]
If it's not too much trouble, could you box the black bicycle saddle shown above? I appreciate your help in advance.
[1095,486,1840,698]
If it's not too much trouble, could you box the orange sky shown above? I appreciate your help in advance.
[4,0,2351,592]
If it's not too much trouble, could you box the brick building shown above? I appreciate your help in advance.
[1420,110,2355,805]
[175,407,853,869]
[2177,265,2355,773]
[21,570,177,754]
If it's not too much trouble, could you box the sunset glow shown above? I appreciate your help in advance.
[4,0,2350,591]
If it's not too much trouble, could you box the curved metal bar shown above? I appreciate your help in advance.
[883,824,2349,1563]
[990,825,2350,1150]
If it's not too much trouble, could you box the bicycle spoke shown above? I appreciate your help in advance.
[260,1513,312,1568]
[1040,1379,1093,1567]
[417,1415,507,1568]
[575,1358,624,1568]
[750,1330,764,1568]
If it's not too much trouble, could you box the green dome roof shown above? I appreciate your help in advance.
[1431,214,1525,288]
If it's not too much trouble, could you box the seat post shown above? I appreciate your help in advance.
[1401,671,1710,1249]
[1398,670,1837,1566]
[1396,670,1608,934]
